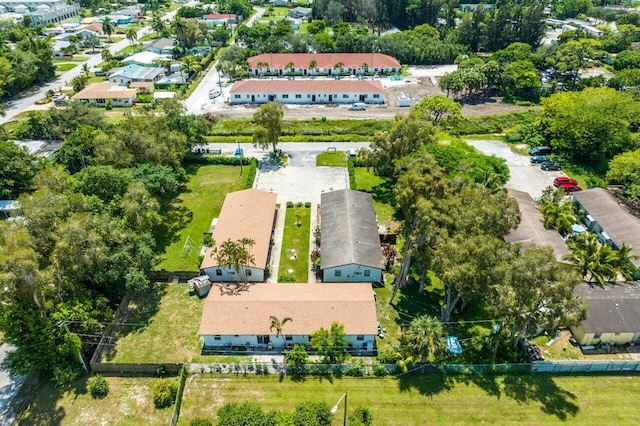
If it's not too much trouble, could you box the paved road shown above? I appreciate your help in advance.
[0,3,191,125]
[183,7,265,115]
[0,344,24,425]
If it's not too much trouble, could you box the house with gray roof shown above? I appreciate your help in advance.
[573,188,640,273]
[108,64,165,85]
[571,282,640,345]
[320,189,384,283]
[145,37,175,55]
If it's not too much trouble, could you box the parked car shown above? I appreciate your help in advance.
[529,146,552,156]
[94,69,106,76]
[208,89,221,99]
[554,176,578,187]
[349,102,366,111]
[530,155,550,164]
[563,185,583,193]
[541,161,562,171]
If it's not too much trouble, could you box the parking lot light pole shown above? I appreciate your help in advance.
[331,392,347,426]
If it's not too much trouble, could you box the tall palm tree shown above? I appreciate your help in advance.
[82,63,90,77]
[71,74,88,93]
[213,238,256,284]
[181,54,201,81]
[125,28,138,51]
[563,233,618,288]
[152,13,166,36]
[171,17,187,53]
[612,243,639,280]
[257,61,269,77]
[102,17,114,42]
[285,61,295,76]
[269,316,292,348]
[404,315,445,363]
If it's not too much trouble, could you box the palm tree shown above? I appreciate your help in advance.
[82,63,90,77]
[612,243,639,280]
[181,54,201,81]
[563,233,618,288]
[403,315,445,363]
[269,315,292,348]
[71,74,88,93]
[102,16,114,42]
[213,238,256,284]
[152,13,165,37]
[257,61,269,77]
[361,62,369,75]
[125,28,138,51]
[541,200,577,235]
[308,59,317,75]
[171,17,187,53]
[285,61,295,76]
[333,61,344,75]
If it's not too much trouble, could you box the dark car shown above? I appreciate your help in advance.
[563,185,583,193]
[530,155,550,164]
[529,146,552,156]
[554,176,578,187]
[541,161,562,171]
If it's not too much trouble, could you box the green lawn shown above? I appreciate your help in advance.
[105,283,204,363]
[156,164,247,272]
[178,374,640,425]
[278,208,311,283]
[353,167,395,224]
[316,151,348,166]
[54,63,78,72]
[18,376,173,426]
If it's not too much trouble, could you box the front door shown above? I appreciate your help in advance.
[258,335,270,344]
[312,94,316,102]
[251,95,255,102]
[329,94,333,102]
[268,95,275,102]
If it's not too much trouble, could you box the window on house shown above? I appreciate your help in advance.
[285,335,292,341]
[295,94,301,98]
[246,269,252,276]
[364,270,370,277]
[246,94,250,98]
[214,335,221,341]
[373,94,380,98]
[307,94,311,98]
[342,94,349,98]
[335,270,342,277]
[356,335,364,341]
[234,94,240,99]
[282,94,289,99]
[594,333,601,339]
[234,335,239,337]
[216,269,222,276]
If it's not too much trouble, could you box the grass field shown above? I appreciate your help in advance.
[177,374,640,425]
[278,208,311,283]
[105,283,204,363]
[316,151,348,166]
[18,376,173,426]
[353,167,396,224]
[55,63,77,72]
[156,164,247,272]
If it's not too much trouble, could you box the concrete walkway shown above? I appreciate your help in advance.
[0,344,24,425]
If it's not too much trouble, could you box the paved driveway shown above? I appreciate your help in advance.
[1,344,24,425]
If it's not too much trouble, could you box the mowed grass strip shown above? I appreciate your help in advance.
[156,164,247,272]
[19,376,173,426]
[55,63,77,72]
[354,167,395,224]
[316,151,348,167]
[278,208,310,282]
[105,283,204,363]
[178,374,640,425]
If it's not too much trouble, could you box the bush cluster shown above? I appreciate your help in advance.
[87,374,109,399]
[152,378,179,408]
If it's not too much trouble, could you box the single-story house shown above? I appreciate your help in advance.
[107,14,131,25]
[72,82,137,107]
[287,6,311,19]
[200,189,277,282]
[0,200,21,218]
[573,188,640,273]
[200,13,237,27]
[145,37,174,55]
[107,64,165,85]
[571,282,640,345]
[229,80,385,105]
[122,51,171,67]
[321,189,385,283]
[128,81,154,94]
[247,53,401,76]
[199,283,378,354]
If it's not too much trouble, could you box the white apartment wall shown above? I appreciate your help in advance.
[322,264,382,283]
[203,333,375,349]
[202,264,265,282]
[230,91,384,105]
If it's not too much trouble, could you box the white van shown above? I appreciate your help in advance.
[349,102,366,111]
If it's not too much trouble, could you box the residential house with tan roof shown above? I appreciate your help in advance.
[320,190,385,283]
[247,53,401,76]
[229,80,385,105]
[128,81,154,94]
[200,189,277,282]
[200,13,238,27]
[72,82,136,107]
[199,283,378,354]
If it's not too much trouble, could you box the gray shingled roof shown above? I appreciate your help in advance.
[572,188,640,266]
[320,189,384,270]
[574,282,640,334]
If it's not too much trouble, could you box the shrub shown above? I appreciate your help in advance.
[373,363,390,377]
[87,375,109,399]
[348,406,373,426]
[344,361,365,377]
[377,349,401,364]
[189,418,213,426]
[105,98,113,110]
[286,201,294,208]
[304,201,312,208]
[279,275,296,283]
[152,378,179,408]
[296,201,304,208]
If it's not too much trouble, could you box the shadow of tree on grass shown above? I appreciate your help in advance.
[502,374,579,420]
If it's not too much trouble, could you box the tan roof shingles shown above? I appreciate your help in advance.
[230,79,384,94]
[248,53,400,69]
[198,283,378,336]
[72,82,137,100]
[200,189,277,271]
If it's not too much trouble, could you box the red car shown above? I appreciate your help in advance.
[563,185,583,193]
[553,176,578,187]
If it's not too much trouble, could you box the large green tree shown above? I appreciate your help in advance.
[253,102,283,153]
[310,322,348,364]
[0,140,37,198]
[402,314,445,363]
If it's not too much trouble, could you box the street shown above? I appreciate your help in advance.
[0,343,23,425]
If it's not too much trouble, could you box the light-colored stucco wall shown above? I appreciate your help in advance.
[322,264,382,283]
[202,265,265,282]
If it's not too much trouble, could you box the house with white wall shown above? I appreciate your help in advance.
[108,64,166,85]
[247,53,401,76]
[200,13,237,27]
[199,283,378,354]
[229,80,385,105]
[200,189,277,283]
[321,190,385,283]
[72,82,136,107]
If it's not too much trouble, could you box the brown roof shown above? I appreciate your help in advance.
[200,189,277,271]
[248,53,400,69]
[198,283,378,336]
[80,23,103,33]
[230,79,384,94]
[203,13,237,19]
[72,82,137,100]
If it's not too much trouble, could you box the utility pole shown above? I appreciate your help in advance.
[58,321,88,372]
